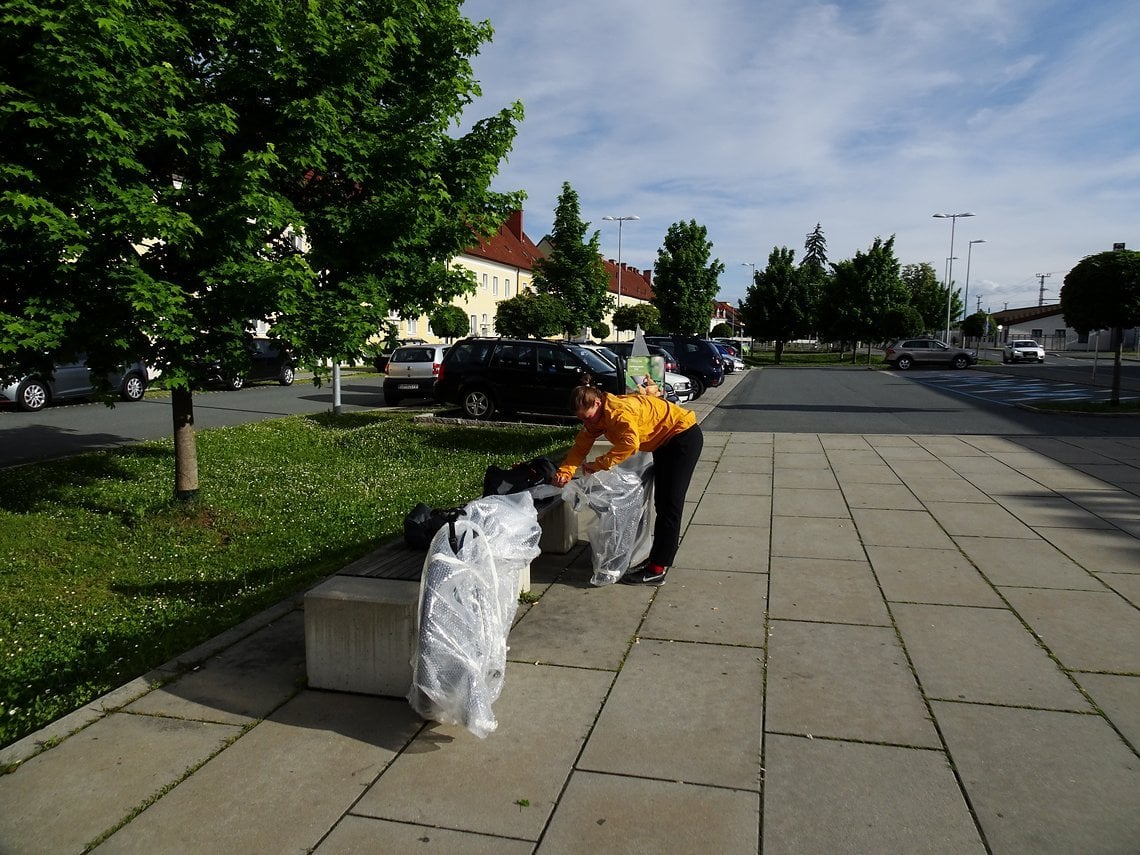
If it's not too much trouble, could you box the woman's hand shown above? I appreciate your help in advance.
[550,471,571,487]
[581,461,600,475]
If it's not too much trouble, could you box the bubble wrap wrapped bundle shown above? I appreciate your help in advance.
[407,492,541,738]
[563,454,654,586]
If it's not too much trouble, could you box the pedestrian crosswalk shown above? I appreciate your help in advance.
[903,371,1139,406]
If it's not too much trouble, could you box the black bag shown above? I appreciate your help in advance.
[403,502,448,549]
[482,456,557,497]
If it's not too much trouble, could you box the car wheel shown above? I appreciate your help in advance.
[687,374,706,400]
[384,389,401,406]
[895,355,913,370]
[278,365,295,386]
[120,373,146,402]
[226,374,245,391]
[461,386,496,419]
[952,355,970,369]
[16,379,49,412]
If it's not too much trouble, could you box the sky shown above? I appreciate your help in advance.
[456,0,1139,313]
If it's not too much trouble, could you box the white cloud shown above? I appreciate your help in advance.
[460,0,1139,310]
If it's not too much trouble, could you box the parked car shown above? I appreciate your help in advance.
[1,356,148,412]
[205,338,295,390]
[713,342,745,373]
[603,342,682,375]
[433,337,621,419]
[644,335,725,399]
[884,339,975,370]
[576,343,693,404]
[383,343,448,405]
[373,338,428,373]
[1002,339,1045,364]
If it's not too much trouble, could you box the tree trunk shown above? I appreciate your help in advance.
[1111,326,1123,406]
[172,387,200,500]
[774,339,784,365]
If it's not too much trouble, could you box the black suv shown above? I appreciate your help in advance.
[205,338,295,390]
[434,338,621,419]
[644,335,725,399]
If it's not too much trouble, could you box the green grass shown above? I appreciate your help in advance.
[0,411,576,749]
[744,350,885,367]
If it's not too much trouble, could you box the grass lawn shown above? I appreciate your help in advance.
[0,411,576,749]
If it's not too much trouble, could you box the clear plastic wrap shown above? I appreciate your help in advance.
[407,492,541,737]
[562,454,654,586]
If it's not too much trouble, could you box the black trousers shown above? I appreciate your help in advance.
[649,424,704,567]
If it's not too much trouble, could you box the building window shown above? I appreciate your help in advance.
[482,273,488,291]
[505,278,511,297]
[470,314,477,335]
[493,276,499,296]
[407,319,418,335]
[1031,328,1043,339]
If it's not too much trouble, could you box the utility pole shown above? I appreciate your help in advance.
[1036,272,1052,306]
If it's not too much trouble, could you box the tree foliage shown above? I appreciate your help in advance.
[429,305,471,340]
[710,322,733,338]
[799,223,829,333]
[531,182,611,337]
[494,290,567,339]
[900,263,950,334]
[652,220,724,335]
[0,0,522,496]
[612,303,661,335]
[739,246,810,364]
[817,236,905,357]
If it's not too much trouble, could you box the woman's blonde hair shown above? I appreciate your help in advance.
[569,382,604,413]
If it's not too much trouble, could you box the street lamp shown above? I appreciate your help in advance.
[603,215,639,340]
[934,212,975,343]
[962,239,986,350]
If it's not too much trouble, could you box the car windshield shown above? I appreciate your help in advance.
[565,345,617,374]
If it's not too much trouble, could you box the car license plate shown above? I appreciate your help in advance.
[399,383,419,390]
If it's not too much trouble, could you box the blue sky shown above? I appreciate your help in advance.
[457,0,1139,312]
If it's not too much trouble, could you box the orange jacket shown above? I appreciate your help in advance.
[555,393,697,479]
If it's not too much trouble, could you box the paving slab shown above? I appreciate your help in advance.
[892,603,1090,710]
[866,545,1004,607]
[905,476,998,503]
[962,468,1054,495]
[992,494,1117,529]
[774,434,825,452]
[772,486,850,518]
[772,467,840,490]
[315,814,532,854]
[673,523,771,572]
[851,508,957,550]
[691,491,771,527]
[705,470,773,496]
[775,451,832,469]
[353,664,612,841]
[505,579,650,670]
[998,587,1140,673]
[770,516,864,561]
[870,442,937,459]
[915,437,990,457]
[96,692,419,854]
[768,556,891,626]
[1066,488,1140,519]
[0,713,242,854]
[124,610,306,725]
[713,453,774,475]
[577,639,764,789]
[539,771,759,854]
[818,434,875,451]
[1096,571,1140,606]
[952,536,1102,590]
[923,501,1037,538]
[766,621,940,747]
[839,481,923,510]
[1032,525,1140,574]
[829,463,903,484]
[640,569,768,646]
[1072,673,1140,751]
[932,702,1140,854]
[886,459,960,481]
[1016,466,1122,492]
[762,735,984,855]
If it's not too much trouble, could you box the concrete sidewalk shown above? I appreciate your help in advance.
[2,371,1139,854]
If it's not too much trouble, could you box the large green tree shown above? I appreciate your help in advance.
[1,0,522,497]
[494,290,567,338]
[799,223,829,334]
[901,262,957,335]
[652,220,725,335]
[817,236,906,361]
[531,182,611,338]
[739,246,810,364]
[1060,249,1140,405]
[612,303,662,336]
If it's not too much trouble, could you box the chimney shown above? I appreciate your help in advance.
[506,210,523,241]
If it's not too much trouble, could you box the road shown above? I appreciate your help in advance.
[702,365,1140,437]
[0,373,389,468]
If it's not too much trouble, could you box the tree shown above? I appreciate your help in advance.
[531,182,611,337]
[613,303,662,335]
[961,310,993,342]
[429,305,471,340]
[590,321,611,341]
[652,220,725,335]
[1061,249,1140,405]
[739,246,810,364]
[817,237,906,361]
[494,290,567,338]
[900,262,959,336]
[0,0,522,499]
[799,223,829,334]
[710,322,733,338]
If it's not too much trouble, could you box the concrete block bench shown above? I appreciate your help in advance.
[304,494,575,697]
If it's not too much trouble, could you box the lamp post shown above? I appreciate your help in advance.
[603,215,638,340]
[962,239,986,351]
[934,212,975,344]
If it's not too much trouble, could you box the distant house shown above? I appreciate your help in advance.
[991,304,1139,351]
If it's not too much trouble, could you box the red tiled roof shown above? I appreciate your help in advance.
[604,259,655,302]
[462,210,543,271]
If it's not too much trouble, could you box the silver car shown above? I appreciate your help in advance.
[1,356,149,412]
[383,343,448,405]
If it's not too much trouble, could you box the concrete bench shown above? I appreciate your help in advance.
[304,494,575,697]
